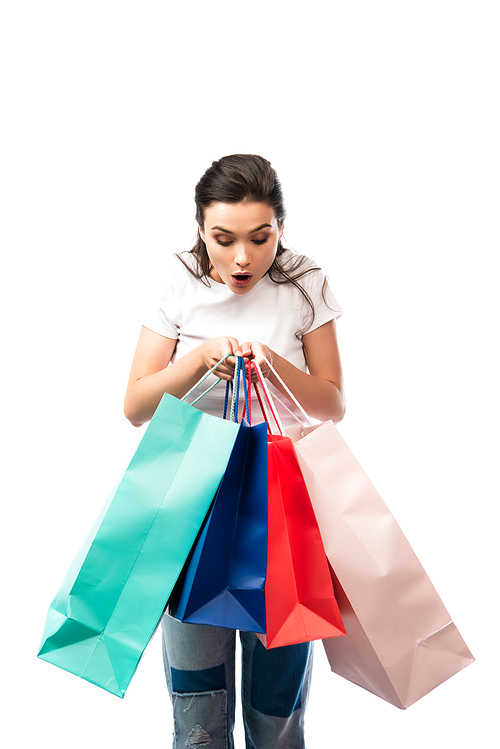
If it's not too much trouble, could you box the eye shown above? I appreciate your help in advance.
[215,239,233,247]
[252,238,269,246]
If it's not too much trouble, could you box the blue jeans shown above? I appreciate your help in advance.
[161,614,313,749]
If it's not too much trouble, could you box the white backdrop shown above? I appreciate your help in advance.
[2,2,498,747]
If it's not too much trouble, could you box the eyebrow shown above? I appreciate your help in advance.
[210,223,272,235]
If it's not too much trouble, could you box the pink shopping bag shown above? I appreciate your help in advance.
[288,421,474,709]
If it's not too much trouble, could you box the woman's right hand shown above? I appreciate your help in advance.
[124,329,252,426]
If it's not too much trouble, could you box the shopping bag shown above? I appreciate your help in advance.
[171,358,269,632]
[269,361,474,708]
[294,422,474,708]
[37,357,240,697]
[250,362,346,649]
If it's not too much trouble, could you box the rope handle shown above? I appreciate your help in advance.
[223,356,250,423]
[262,356,311,424]
[249,361,285,435]
[237,359,275,433]
[251,375,273,433]
[181,353,232,406]
[203,353,311,431]
[249,358,314,431]
[244,360,252,425]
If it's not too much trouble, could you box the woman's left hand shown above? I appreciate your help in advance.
[240,341,274,380]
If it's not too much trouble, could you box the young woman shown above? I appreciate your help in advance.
[124,154,345,749]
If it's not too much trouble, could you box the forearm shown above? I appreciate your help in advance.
[124,334,245,427]
[124,347,209,427]
[267,350,345,423]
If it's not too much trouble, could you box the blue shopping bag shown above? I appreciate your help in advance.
[171,358,268,632]
[38,358,240,697]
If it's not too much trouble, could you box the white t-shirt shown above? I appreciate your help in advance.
[143,249,343,427]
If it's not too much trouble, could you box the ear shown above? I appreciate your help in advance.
[198,227,205,243]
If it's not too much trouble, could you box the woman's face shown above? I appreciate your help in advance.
[199,202,284,295]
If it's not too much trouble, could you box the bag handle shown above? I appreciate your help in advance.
[236,359,274,432]
[249,360,285,435]
[244,360,252,425]
[181,353,232,406]
[209,353,311,431]
[223,356,250,423]
[238,357,250,422]
[262,357,312,426]
[248,357,314,432]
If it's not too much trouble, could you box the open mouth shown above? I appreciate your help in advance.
[231,273,253,287]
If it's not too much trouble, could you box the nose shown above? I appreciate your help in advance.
[234,242,251,267]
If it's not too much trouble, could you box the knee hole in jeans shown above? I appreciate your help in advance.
[171,689,228,747]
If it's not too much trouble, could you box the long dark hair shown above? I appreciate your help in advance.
[177,154,326,332]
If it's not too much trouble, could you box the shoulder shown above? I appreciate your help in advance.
[278,248,323,274]
[158,252,202,294]
[173,251,199,272]
[277,248,328,291]
[167,252,198,279]
[153,253,201,315]
[274,247,343,329]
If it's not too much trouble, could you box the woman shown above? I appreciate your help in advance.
[124,154,345,748]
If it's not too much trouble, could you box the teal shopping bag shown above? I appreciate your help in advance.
[38,378,239,697]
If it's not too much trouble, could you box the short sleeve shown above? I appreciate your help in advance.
[295,257,343,334]
[307,274,343,332]
[142,255,184,339]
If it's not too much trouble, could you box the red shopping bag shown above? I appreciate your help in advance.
[248,362,345,649]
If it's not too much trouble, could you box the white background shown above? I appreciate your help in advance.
[1,1,498,746]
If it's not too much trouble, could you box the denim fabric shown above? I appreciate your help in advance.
[162,614,313,749]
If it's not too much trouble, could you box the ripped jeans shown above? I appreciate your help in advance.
[161,614,313,749]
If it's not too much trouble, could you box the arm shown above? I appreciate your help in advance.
[124,326,248,427]
[244,319,345,423]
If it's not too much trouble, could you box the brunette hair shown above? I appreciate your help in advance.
[177,154,326,333]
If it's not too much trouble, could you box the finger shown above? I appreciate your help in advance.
[227,337,244,357]
[239,341,253,358]
[251,354,266,370]
[214,361,236,376]
[253,360,271,381]
[212,363,236,380]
